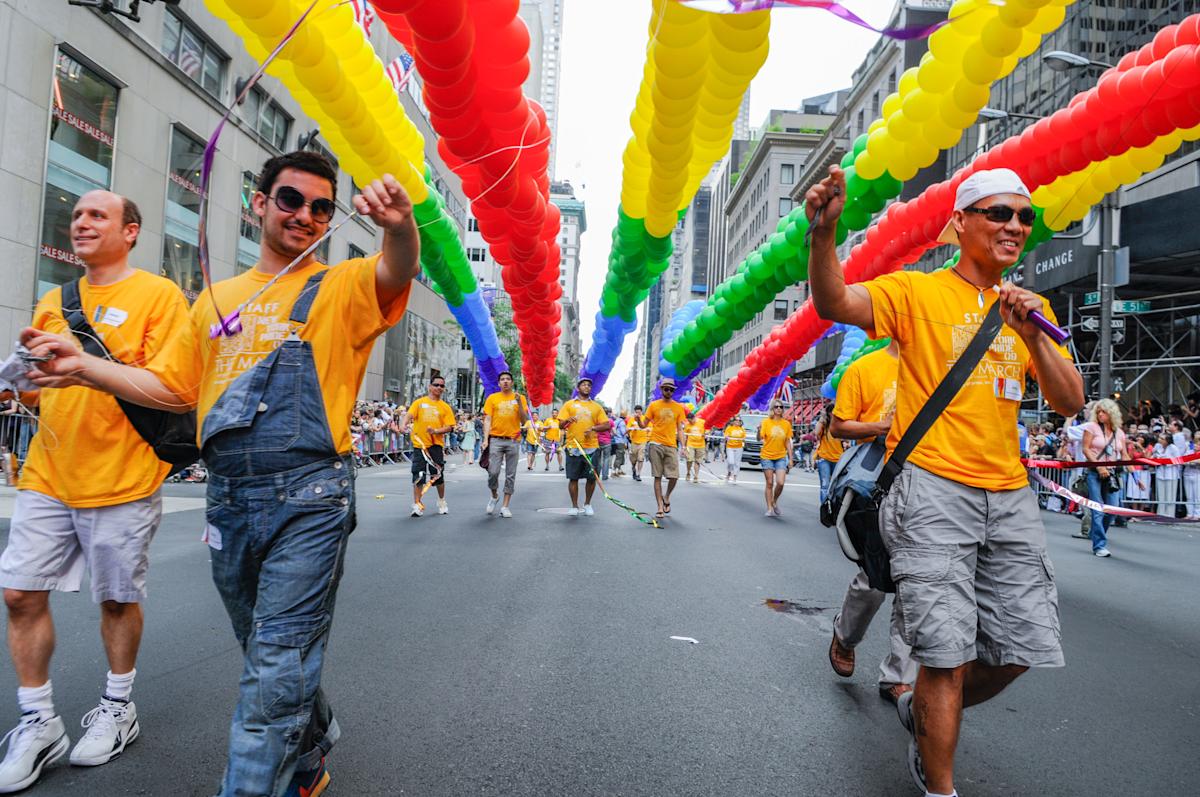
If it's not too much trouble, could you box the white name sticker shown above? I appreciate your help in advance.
[100,307,128,327]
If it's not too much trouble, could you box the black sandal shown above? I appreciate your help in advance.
[664,500,671,515]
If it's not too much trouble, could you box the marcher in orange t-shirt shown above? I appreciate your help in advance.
[804,166,1083,796]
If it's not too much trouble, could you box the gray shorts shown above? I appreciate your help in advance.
[880,464,1064,670]
[0,489,162,603]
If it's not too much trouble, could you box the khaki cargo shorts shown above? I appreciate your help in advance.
[880,463,1064,670]
[648,443,679,480]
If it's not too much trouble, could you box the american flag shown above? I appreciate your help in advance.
[386,53,415,94]
[349,0,376,38]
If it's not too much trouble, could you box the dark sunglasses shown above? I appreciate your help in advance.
[661,386,675,391]
[431,382,446,388]
[963,204,1036,226]
[270,186,335,223]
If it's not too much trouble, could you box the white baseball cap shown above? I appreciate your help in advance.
[937,168,1032,245]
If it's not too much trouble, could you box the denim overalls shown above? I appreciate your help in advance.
[202,271,355,796]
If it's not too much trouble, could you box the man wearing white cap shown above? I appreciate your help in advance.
[805,166,1083,797]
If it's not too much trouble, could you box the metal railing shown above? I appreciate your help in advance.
[1030,463,1197,518]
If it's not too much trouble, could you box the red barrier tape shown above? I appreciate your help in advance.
[1029,472,1198,523]
[1022,451,1200,469]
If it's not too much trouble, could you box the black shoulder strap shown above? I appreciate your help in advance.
[60,279,113,360]
[878,300,1004,492]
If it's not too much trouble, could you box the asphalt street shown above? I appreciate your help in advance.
[0,456,1197,796]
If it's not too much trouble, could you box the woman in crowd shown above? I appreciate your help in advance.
[757,401,794,517]
[1080,398,1127,557]
[1152,431,1183,517]
[723,416,746,483]
[1124,434,1153,513]
[1184,430,1200,520]
[460,412,477,466]
[812,403,843,504]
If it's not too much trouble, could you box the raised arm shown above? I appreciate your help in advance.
[805,166,875,330]
[355,175,420,311]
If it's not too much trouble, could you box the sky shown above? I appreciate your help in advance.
[555,0,895,401]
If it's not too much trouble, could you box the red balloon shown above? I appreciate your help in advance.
[406,0,468,42]
[1151,23,1180,60]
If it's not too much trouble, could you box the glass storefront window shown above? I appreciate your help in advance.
[161,126,206,300]
[36,50,118,298]
[236,171,261,274]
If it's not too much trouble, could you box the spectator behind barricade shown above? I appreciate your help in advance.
[1185,431,1200,520]
[1125,434,1152,513]
[1184,393,1199,432]
[1152,432,1182,518]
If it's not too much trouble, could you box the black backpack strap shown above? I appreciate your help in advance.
[878,300,1004,492]
[60,279,112,360]
[289,270,329,325]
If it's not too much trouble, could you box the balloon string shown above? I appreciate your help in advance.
[672,0,968,40]
[198,0,322,336]
[567,439,663,528]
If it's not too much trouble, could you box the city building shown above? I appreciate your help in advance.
[706,106,840,389]
[551,180,586,379]
[1,0,477,408]
[518,0,564,178]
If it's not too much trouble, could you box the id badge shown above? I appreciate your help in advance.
[994,377,1022,402]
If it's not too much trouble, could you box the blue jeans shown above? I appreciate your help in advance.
[817,458,836,503]
[474,437,482,460]
[1086,469,1113,551]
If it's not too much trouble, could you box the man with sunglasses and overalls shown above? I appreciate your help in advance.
[806,167,1083,797]
[22,151,420,797]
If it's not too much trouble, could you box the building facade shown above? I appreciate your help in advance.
[518,0,563,178]
[0,0,478,408]
[550,180,585,380]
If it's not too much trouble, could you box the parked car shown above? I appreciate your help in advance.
[734,412,770,470]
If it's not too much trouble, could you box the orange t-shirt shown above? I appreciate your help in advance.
[863,268,1071,490]
[643,399,687,446]
[20,270,191,507]
[482,391,528,439]
[833,347,898,443]
[150,256,409,455]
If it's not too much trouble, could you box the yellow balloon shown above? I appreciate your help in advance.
[887,111,920,142]
[881,93,903,121]
[1129,146,1165,174]
[901,89,939,122]
[998,1,1038,26]
[897,67,920,97]
[980,18,1022,58]
[952,80,989,114]
[889,157,918,182]
[917,59,957,95]
[925,121,963,150]
[938,95,978,129]
[928,28,968,65]
[854,150,884,181]
[868,118,886,134]
[962,49,1002,85]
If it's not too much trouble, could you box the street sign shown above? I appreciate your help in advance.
[1112,300,1150,313]
[1083,291,1100,306]
[1080,317,1126,332]
[1113,330,1125,345]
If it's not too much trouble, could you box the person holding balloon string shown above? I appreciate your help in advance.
[22,152,423,797]
[401,375,456,518]
[627,406,651,482]
[639,380,688,520]
[481,371,530,518]
[806,165,1084,797]
[539,411,562,471]
[557,378,610,517]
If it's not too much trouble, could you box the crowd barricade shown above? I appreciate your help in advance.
[1029,459,1195,519]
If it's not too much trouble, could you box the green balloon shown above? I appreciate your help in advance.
[841,203,870,231]
[753,282,775,304]
[729,274,749,299]
[852,133,869,156]
[748,253,774,281]
[769,233,797,263]
[845,166,868,200]
[698,306,721,331]
[784,255,808,283]
[874,170,903,199]
[711,325,734,346]
[713,296,734,318]
[840,151,855,169]
[859,190,887,215]
[784,216,809,246]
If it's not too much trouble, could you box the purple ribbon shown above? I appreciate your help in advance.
[673,0,954,40]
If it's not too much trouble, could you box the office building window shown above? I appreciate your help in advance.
[162,10,226,97]
[243,88,291,150]
[856,109,865,136]
[37,50,119,297]
[774,300,789,321]
[778,197,793,216]
[236,170,261,274]
[468,217,479,231]
[780,163,794,185]
[871,91,880,117]
[162,126,206,300]
[888,68,897,93]
[349,243,367,260]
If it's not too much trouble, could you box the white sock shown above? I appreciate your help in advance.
[17,681,54,717]
[925,791,957,797]
[105,669,136,702]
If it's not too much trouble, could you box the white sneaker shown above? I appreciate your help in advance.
[486,497,498,515]
[1095,547,1112,557]
[500,506,513,518]
[0,712,69,791]
[69,698,139,766]
[567,507,580,517]
[411,503,423,517]
[437,499,449,515]
[583,504,594,517]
